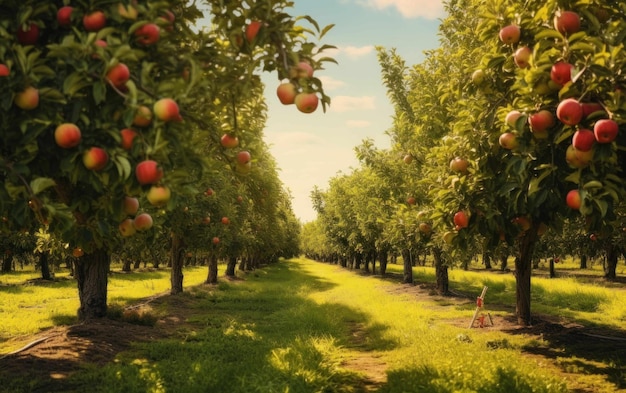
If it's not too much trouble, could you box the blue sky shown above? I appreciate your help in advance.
[262,0,445,222]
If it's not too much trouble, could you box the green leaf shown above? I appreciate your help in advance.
[30,178,56,195]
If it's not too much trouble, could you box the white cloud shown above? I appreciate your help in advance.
[357,0,445,19]
[329,96,376,112]
[341,45,375,59]
[346,120,371,128]
[317,75,346,91]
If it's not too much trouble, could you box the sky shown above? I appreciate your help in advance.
[261,0,446,223]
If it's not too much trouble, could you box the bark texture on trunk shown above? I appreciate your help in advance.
[170,232,185,295]
[378,250,388,276]
[206,255,218,284]
[604,243,618,280]
[515,225,538,326]
[225,256,237,277]
[433,247,448,295]
[39,252,53,280]
[75,248,110,320]
[401,249,413,284]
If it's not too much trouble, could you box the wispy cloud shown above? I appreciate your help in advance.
[341,45,375,59]
[346,120,371,128]
[317,75,346,91]
[356,0,444,19]
[329,96,376,112]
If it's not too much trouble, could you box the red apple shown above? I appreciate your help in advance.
[146,185,171,207]
[119,218,136,237]
[556,98,583,126]
[135,160,163,185]
[83,11,106,32]
[514,46,532,68]
[117,3,138,20]
[82,147,109,171]
[245,20,262,42]
[201,216,211,224]
[289,61,314,79]
[134,23,160,45]
[120,128,138,150]
[153,98,182,122]
[57,6,74,28]
[590,233,597,241]
[0,64,9,77]
[454,211,469,229]
[220,134,239,148]
[528,110,555,133]
[276,83,297,105]
[212,236,220,245]
[498,25,521,44]
[550,62,574,86]
[565,145,593,168]
[593,119,618,143]
[17,22,39,45]
[572,129,595,152]
[449,157,469,173]
[133,105,153,127]
[123,196,139,216]
[95,39,107,49]
[505,110,523,128]
[54,123,82,148]
[14,86,39,110]
[407,197,416,205]
[499,132,518,150]
[106,63,130,88]
[237,150,251,165]
[133,213,153,231]
[237,195,244,203]
[221,217,230,225]
[204,188,214,196]
[72,248,84,258]
[554,10,581,35]
[294,93,319,114]
[565,189,582,210]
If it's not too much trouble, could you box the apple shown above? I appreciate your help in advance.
[119,218,136,237]
[590,233,597,241]
[565,144,593,168]
[133,213,153,231]
[17,22,39,45]
[407,197,416,205]
[554,10,580,35]
[528,110,555,133]
[221,216,230,225]
[443,231,456,244]
[505,110,523,128]
[117,3,138,20]
[237,195,244,203]
[106,63,130,88]
[514,46,532,68]
[593,119,618,143]
[57,6,74,28]
[14,87,39,110]
[418,222,431,234]
[83,11,106,32]
[566,189,581,210]
[276,83,297,105]
[582,103,604,119]
[220,133,239,148]
[134,23,160,45]
[120,128,138,150]
[235,161,252,174]
[54,123,82,148]
[294,93,319,114]
[158,10,175,31]
[498,132,518,149]
[123,196,139,216]
[237,150,251,165]
[146,185,171,207]
[135,160,163,185]
[95,39,107,49]
[212,237,220,245]
[201,216,211,224]
[550,62,574,86]
[245,20,262,42]
[556,98,583,126]
[454,211,469,229]
[403,154,413,164]
[0,64,9,77]
[572,129,595,152]
[290,61,314,79]
[82,147,109,171]
[471,69,485,85]
[498,25,521,44]
[449,157,469,173]
[513,216,531,231]
[72,248,84,258]
[204,188,214,196]
[153,98,182,122]
[133,105,153,127]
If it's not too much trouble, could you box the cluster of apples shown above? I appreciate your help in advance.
[118,196,154,237]
[276,61,320,114]
[219,133,253,174]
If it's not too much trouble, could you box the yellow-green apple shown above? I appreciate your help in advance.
[245,20,262,42]
[54,123,81,148]
[276,82,297,105]
[443,231,456,244]
[146,185,171,207]
[498,24,521,44]
[212,236,220,245]
[403,154,413,164]
[572,129,595,152]
[117,3,138,20]
[582,102,604,119]
[17,22,39,45]
[498,132,518,149]
[290,61,314,79]
[294,92,319,113]
[566,189,582,210]
[0,64,9,76]
[132,105,153,127]
[82,147,109,171]
[505,110,523,128]
[454,211,469,229]
[593,119,618,143]
[418,222,431,234]
[221,216,230,225]
[123,196,139,216]
[449,157,469,173]
[471,69,485,85]
[134,23,160,45]
[220,133,239,148]
[514,46,532,68]
[235,161,252,175]
[135,160,163,185]
[83,11,106,32]
[550,62,574,86]
[556,98,583,126]
[528,109,555,133]
[120,128,138,150]
[57,6,73,28]
[153,98,182,122]
[554,10,580,35]
[133,213,153,231]
[119,218,136,237]
[106,63,130,88]
[407,197,416,205]
[237,150,251,165]
[565,145,593,168]
[14,86,39,110]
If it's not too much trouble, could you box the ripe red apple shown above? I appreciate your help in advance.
[221,216,230,225]
[505,110,523,128]
[0,64,9,76]
[119,218,136,237]
[106,63,130,88]
[572,129,595,152]
[72,247,84,258]
[120,128,138,150]
[134,23,160,45]
[245,20,262,42]
[276,83,297,105]
[528,110,555,133]
[407,197,416,205]
[449,157,469,173]
[220,133,239,148]
[453,211,469,229]
[499,132,518,150]
[554,10,581,35]
[135,160,163,185]
[550,62,574,86]
[123,196,139,216]
[590,233,597,241]
[133,213,153,231]
[593,119,618,143]
[565,189,582,210]
[57,6,74,28]
[212,237,220,245]
[54,123,82,148]
[237,150,251,165]
[14,86,39,110]
[82,147,109,171]
[133,105,153,127]
[117,3,138,20]
[294,93,319,114]
[95,39,107,49]
[565,144,593,168]
[514,46,532,68]
[83,11,106,32]
[498,24,521,44]
[204,188,214,196]
[290,61,314,79]
[17,22,39,45]
[153,98,182,122]
[556,98,583,126]
[146,185,171,207]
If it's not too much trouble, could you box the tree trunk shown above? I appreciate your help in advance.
[500,254,508,271]
[604,243,618,280]
[1,253,12,272]
[483,253,492,269]
[515,225,539,326]
[39,252,53,280]
[401,249,413,284]
[432,247,448,295]
[580,254,587,269]
[225,256,237,277]
[74,249,110,320]
[206,255,218,284]
[122,259,132,272]
[549,258,556,278]
[170,232,185,295]
[378,250,388,276]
